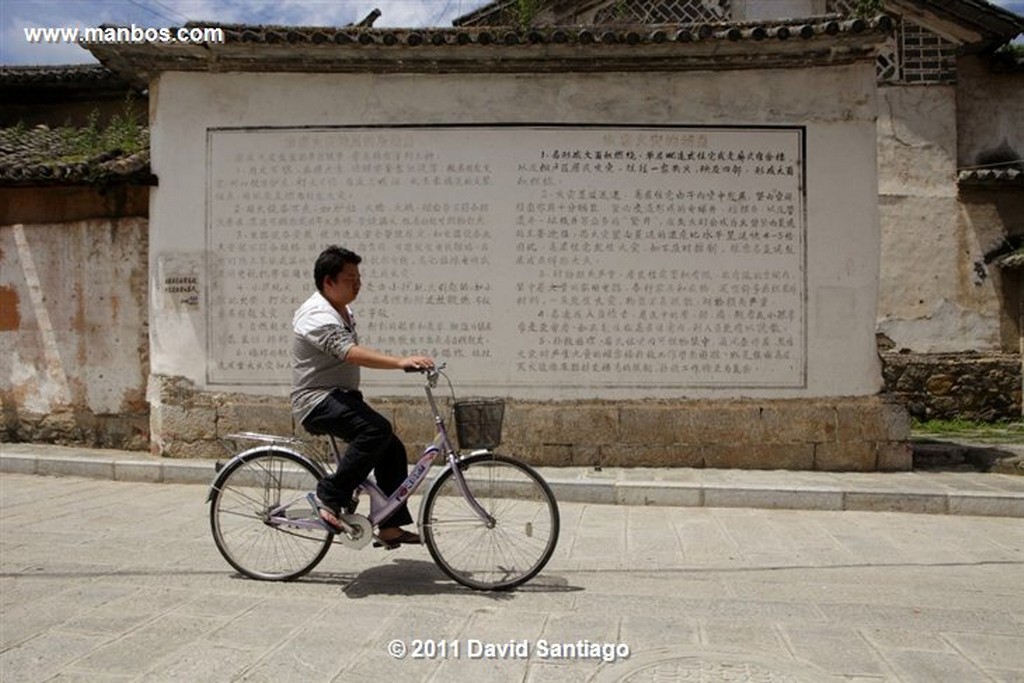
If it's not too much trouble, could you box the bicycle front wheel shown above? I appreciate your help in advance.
[209,449,332,581]
[422,453,559,590]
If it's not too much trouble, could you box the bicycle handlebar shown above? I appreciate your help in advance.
[404,362,446,387]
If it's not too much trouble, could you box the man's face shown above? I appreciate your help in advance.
[324,262,361,307]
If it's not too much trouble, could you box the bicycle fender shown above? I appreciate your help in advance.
[206,445,327,503]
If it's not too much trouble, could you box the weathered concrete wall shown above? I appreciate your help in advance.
[0,217,149,449]
[957,55,1024,173]
[875,83,994,352]
[874,59,1023,421]
[151,374,910,471]
[957,187,1024,352]
[876,59,1024,355]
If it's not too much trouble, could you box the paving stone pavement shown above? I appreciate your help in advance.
[1,471,1023,682]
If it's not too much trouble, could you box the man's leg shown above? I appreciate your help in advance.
[302,390,397,514]
[372,434,414,528]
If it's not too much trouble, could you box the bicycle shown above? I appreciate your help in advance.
[206,364,560,591]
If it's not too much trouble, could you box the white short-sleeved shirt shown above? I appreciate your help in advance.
[290,291,360,424]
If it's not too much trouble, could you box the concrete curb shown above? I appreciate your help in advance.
[544,478,1024,517]
[4,442,1023,517]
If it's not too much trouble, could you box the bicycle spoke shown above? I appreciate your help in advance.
[210,451,332,581]
[423,455,559,590]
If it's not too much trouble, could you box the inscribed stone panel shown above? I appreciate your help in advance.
[206,126,806,391]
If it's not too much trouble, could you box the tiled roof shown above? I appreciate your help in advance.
[995,248,1024,269]
[0,125,153,187]
[0,65,140,106]
[86,16,894,83]
[958,167,1024,187]
[205,15,891,47]
[915,0,1024,44]
[0,64,126,87]
[454,0,1024,45]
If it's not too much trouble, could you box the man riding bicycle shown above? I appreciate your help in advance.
[291,245,434,548]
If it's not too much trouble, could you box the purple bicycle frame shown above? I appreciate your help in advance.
[270,365,494,535]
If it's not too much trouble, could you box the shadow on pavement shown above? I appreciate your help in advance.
[296,559,583,598]
[913,439,1024,474]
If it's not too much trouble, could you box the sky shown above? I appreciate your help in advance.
[1,0,1022,65]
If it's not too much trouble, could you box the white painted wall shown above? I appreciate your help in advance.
[148,65,882,399]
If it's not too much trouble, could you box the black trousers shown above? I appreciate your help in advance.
[302,389,413,528]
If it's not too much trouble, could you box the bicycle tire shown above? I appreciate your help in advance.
[421,453,559,591]
[209,449,332,581]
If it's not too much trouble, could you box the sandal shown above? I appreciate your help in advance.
[373,529,422,550]
[308,494,346,534]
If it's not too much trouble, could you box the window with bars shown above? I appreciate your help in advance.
[593,0,731,24]
[825,0,957,84]
[899,21,958,84]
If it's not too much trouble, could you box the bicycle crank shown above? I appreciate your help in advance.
[333,514,374,549]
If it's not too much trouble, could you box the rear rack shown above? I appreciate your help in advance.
[224,431,304,445]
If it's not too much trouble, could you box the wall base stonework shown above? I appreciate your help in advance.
[881,352,1022,422]
[150,375,911,471]
[149,375,298,459]
[1,410,149,451]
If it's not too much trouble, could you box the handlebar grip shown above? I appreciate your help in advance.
[404,361,444,374]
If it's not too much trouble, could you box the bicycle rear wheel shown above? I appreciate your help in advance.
[422,453,559,590]
[209,449,332,581]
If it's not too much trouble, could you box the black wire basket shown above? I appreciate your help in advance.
[453,398,505,450]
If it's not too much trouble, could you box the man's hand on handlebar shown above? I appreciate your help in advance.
[399,356,435,373]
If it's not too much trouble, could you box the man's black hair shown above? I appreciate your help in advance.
[314,245,362,292]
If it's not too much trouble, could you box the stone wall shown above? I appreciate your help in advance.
[151,374,911,471]
[881,351,1022,421]
[3,411,150,450]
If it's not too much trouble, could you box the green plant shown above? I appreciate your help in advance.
[511,0,542,28]
[912,418,1024,444]
[104,96,147,154]
[6,120,27,145]
[54,96,147,164]
[852,0,885,19]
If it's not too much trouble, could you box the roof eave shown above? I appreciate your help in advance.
[85,19,893,85]
[887,0,1024,47]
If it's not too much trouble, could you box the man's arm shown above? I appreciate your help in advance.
[345,345,434,371]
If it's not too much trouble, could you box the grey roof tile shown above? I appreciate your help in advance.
[958,167,1023,186]
[0,124,153,187]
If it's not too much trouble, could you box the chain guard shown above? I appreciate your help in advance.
[334,514,374,549]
